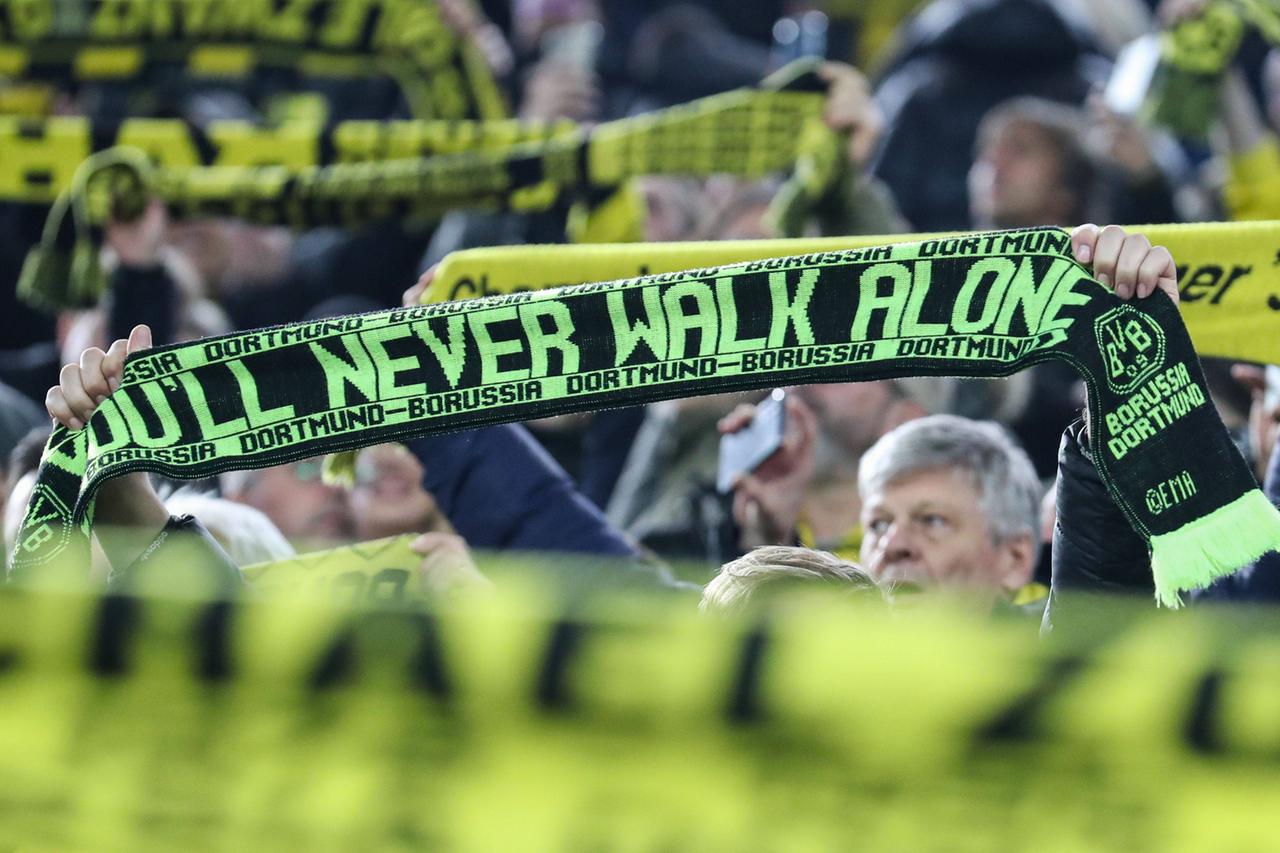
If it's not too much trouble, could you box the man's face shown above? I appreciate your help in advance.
[348,444,441,540]
[968,119,1069,228]
[859,466,1032,592]
[231,459,355,545]
[795,382,896,454]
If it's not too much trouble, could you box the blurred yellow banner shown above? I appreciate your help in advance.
[0,581,1278,850]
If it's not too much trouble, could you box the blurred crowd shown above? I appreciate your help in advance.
[3,0,1280,628]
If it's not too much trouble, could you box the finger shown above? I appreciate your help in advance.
[1136,244,1174,300]
[553,93,599,121]
[556,72,600,98]
[848,105,883,166]
[733,472,763,502]
[411,532,450,555]
[1070,223,1100,265]
[402,280,427,307]
[1232,363,1267,395]
[1091,224,1128,293]
[45,386,82,430]
[1113,232,1152,299]
[815,62,841,84]
[426,532,465,554]
[742,497,763,543]
[788,395,819,446]
[718,403,757,434]
[825,89,872,131]
[126,324,152,355]
[732,483,753,529]
[404,265,436,307]
[780,397,813,455]
[78,347,111,403]
[58,363,96,422]
[1084,88,1106,118]
[99,337,129,393]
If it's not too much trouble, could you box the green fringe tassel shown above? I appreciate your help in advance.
[1150,489,1280,607]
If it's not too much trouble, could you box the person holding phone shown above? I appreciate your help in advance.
[717,225,1180,614]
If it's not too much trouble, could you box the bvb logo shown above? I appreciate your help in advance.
[1094,305,1167,394]
[12,483,72,569]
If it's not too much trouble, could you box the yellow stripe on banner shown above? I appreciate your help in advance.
[427,220,1280,364]
[73,46,144,79]
[0,116,92,203]
[187,45,256,77]
[297,52,379,78]
[0,46,31,77]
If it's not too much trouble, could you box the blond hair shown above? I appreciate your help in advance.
[700,546,881,615]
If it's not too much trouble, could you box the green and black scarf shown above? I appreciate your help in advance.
[12,227,1280,605]
[17,65,838,309]
[0,0,508,121]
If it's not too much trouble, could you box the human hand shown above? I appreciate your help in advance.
[403,265,436,307]
[816,61,883,169]
[410,532,492,598]
[1232,363,1280,480]
[436,0,515,77]
[349,444,444,541]
[105,197,168,269]
[46,324,151,430]
[1158,0,1211,26]
[44,323,166,551]
[1086,91,1159,179]
[718,394,819,549]
[1071,224,1179,303]
[519,59,600,122]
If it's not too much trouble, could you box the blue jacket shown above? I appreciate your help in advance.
[407,423,640,558]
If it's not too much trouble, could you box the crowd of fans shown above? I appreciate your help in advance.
[3,0,1280,630]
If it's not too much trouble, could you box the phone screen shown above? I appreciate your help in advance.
[717,389,787,494]
[1104,34,1161,117]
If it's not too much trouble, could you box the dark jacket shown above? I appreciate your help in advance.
[407,424,640,559]
[1044,417,1280,632]
[871,0,1107,231]
[1042,418,1152,632]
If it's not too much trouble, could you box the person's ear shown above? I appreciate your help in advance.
[996,532,1037,591]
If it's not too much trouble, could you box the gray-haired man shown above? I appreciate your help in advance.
[857,415,1042,598]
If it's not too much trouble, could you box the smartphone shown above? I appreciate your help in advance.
[717,388,787,494]
[1265,365,1280,414]
[1104,34,1161,117]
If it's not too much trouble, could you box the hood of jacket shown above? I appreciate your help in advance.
[881,0,1102,75]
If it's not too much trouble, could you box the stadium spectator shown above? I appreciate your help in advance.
[723,224,1178,607]
[871,0,1106,231]
[968,97,1103,230]
[857,415,1041,603]
[719,380,940,562]
[222,458,356,551]
[700,545,884,615]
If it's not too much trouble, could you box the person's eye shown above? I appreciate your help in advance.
[920,514,950,531]
[866,518,891,536]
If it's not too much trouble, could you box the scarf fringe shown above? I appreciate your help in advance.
[1150,489,1280,607]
